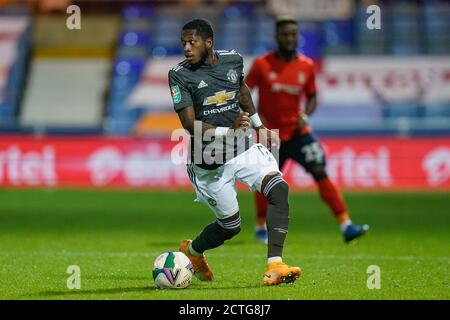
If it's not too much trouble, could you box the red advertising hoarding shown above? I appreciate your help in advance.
[0,136,449,190]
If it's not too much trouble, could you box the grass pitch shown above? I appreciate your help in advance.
[0,189,448,300]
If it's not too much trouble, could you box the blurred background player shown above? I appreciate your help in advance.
[169,19,301,285]
[245,17,369,244]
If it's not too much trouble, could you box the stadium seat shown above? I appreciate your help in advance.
[223,3,254,19]
[122,4,155,20]
[251,10,276,55]
[388,3,424,55]
[298,22,322,58]
[0,16,31,128]
[121,19,153,33]
[151,8,184,55]
[218,20,251,53]
[0,101,15,125]
[354,4,388,54]
[113,58,146,77]
[106,108,144,134]
[119,31,152,48]
[422,2,450,54]
[322,19,354,55]
[217,4,255,54]
[116,47,149,61]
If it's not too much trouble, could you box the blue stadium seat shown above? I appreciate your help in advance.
[0,101,15,124]
[121,19,153,33]
[107,108,144,134]
[218,4,255,54]
[119,31,151,48]
[387,2,424,54]
[422,2,450,54]
[116,46,149,61]
[0,18,31,127]
[111,75,140,91]
[218,20,252,52]
[354,4,388,54]
[113,58,146,77]
[251,12,276,54]
[223,3,254,19]
[122,4,155,20]
[322,19,354,55]
[150,7,184,55]
[298,23,322,58]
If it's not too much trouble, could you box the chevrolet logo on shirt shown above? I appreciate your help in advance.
[203,90,236,106]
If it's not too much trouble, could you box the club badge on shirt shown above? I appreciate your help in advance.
[227,69,238,83]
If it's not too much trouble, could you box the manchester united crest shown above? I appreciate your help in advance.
[227,69,238,83]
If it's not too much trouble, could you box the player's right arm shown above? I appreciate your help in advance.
[176,106,213,135]
[177,106,251,136]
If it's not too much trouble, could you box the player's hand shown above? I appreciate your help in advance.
[232,112,251,131]
[297,114,309,130]
[256,126,280,150]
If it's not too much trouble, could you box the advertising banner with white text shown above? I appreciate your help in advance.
[1,136,449,190]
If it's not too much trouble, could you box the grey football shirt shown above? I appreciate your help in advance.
[168,50,251,170]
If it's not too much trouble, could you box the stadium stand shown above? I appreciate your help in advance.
[0,0,448,136]
[0,14,31,129]
[354,3,388,54]
[20,58,109,128]
[105,4,154,134]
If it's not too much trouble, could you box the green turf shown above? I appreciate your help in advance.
[0,189,448,300]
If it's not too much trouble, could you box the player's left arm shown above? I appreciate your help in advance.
[304,93,317,116]
[239,82,280,148]
[299,61,318,128]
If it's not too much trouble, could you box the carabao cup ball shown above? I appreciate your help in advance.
[152,251,193,289]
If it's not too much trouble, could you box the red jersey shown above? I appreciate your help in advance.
[245,52,317,141]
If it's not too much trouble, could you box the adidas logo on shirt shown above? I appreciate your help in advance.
[198,80,208,89]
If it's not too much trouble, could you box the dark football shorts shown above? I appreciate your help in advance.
[278,131,326,173]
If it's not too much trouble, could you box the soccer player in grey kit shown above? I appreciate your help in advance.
[168,19,301,285]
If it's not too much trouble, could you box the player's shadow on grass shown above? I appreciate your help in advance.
[32,286,152,297]
[185,283,262,290]
[82,275,149,281]
[32,282,261,297]
[47,273,149,281]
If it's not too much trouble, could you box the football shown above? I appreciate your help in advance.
[152,251,193,289]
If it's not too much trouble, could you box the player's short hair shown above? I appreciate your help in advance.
[182,19,214,41]
[275,16,298,30]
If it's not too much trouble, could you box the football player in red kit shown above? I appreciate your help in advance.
[245,17,369,244]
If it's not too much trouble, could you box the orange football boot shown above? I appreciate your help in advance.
[180,239,214,281]
[263,261,301,286]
